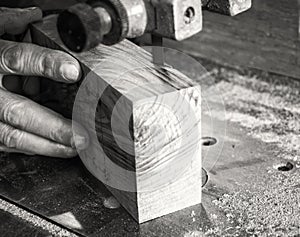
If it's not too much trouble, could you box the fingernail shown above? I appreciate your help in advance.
[60,64,80,82]
[71,134,88,151]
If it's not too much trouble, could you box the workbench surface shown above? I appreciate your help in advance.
[0,59,299,236]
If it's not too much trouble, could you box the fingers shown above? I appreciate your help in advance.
[0,143,34,155]
[0,40,81,83]
[0,7,42,35]
[0,122,77,158]
[0,88,88,150]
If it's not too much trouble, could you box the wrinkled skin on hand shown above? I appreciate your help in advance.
[0,7,88,158]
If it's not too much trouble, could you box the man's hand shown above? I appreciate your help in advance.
[0,7,88,158]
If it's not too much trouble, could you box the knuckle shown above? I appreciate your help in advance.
[49,119,64,140]
[2,98,27,125]
[41,50,60,78]
[5,129,22,148]
[0,124,22,149]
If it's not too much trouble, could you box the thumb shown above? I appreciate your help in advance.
[0,7,43,35]
[0,40,81,83]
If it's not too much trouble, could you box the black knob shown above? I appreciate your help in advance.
[57,0,146,52]
[57,3,108,52]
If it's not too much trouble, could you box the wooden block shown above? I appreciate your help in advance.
[30,15,202,223]
[203,0,252,16]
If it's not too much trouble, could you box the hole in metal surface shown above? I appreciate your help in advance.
[184,7,195,24]
[201,137,217,146]
[202,168,208,187]
[277,162,294,172]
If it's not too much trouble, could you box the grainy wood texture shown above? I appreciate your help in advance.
[141,0,300,80]
[30,15,202,223]
[202,0,252,16]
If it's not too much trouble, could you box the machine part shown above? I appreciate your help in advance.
[57,0,202,52]
[57,0,147,51]
[110,0,147,39]
[57,3,111,52]
[150,0,202,41]
[90,1,124,46]
[90,0,148,44]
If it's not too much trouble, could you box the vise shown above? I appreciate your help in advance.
[57,0,251,52]
[57,0,203,52]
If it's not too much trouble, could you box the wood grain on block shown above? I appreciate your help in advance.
[203,0,252,16]
[30,15,202,223]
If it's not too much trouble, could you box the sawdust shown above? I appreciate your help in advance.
[103,196,121,209]
[0,199,78,237]
[207,168,300,236]
[201,67,300,236]
[205,68,300,162]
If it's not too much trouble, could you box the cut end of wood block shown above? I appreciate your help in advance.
[133,86,202,223]
[107,85,202,224]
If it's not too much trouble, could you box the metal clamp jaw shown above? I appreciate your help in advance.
[57,0,203,52]
[145,0,202,41]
